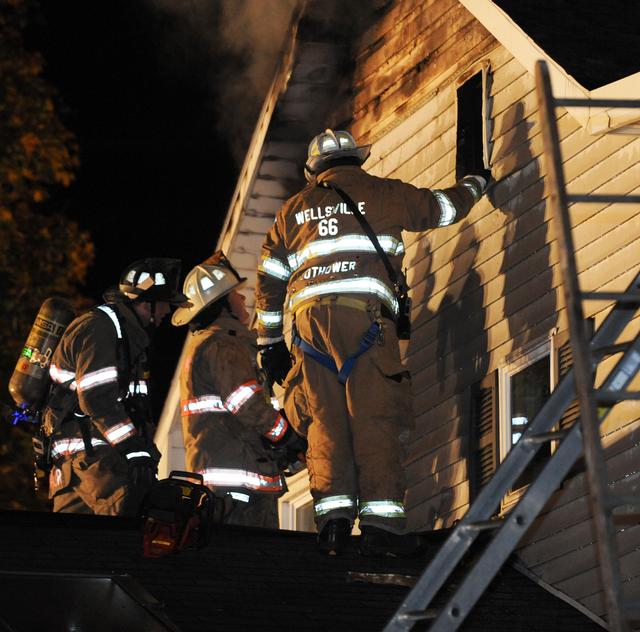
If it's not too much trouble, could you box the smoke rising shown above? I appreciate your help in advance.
[144,0,298,166]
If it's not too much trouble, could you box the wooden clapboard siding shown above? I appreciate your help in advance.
[396,56,633,532]
[364,45,514,180]
[351,0,497,144]
[354,0,459,86]
[405,415,464,467]
[405,164,640,388]
[411,480,471,530]
[522,425,640,540]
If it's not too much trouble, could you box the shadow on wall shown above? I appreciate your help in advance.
[436,221,488,397]
[494,100,557,346]
[402,99,559,530]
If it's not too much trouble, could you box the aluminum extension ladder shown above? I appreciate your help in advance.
[384,59,640,632]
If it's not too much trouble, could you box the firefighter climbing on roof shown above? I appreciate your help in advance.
[172,251,307,528]
[43,258,188,515]
[254,128,491,555]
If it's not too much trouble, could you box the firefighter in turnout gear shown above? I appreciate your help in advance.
[255,129,489,555]
[43,258,188,515]
[172,251,306,528]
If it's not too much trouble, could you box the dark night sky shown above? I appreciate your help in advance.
[25,0,294,411]
[32,1,237,294]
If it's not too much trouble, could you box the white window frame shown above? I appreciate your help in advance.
[277,468,315,532]
[498,330,557,510]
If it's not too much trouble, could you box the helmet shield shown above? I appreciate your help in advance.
[118,258,188,305]
[304,129,370,180]
[172,251,247,326]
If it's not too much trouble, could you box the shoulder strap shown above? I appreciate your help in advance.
[320,182,407,294]
[95,304,131,399]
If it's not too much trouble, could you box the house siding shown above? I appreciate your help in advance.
[352,0,640,620]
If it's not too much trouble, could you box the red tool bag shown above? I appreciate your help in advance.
[142,471,223,558]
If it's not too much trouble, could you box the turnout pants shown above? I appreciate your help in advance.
[49,445,150,516]
[284,298,414,533]
[224,493,279,529]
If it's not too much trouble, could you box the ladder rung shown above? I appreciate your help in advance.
[596,389,640,404]
[567,194,640,204]
[522,431,568,445]
[555,98,640,108]
[398,609,438,622]
[461,519,503,533]
[581,291,640,303]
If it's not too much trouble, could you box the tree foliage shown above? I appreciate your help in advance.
[0,0,94,510]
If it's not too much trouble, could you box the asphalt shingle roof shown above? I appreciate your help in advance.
[0,511,604,631]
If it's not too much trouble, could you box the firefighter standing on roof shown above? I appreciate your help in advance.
[255,129,490,555]
[43,258,188,515]
[173,252,307,528]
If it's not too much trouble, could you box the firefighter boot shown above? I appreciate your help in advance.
[317,518,352,556]
[359,526,426,558]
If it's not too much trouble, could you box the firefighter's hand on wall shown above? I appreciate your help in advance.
[477,167,492,189]
[258,340,292,386]
[461,173,490,201]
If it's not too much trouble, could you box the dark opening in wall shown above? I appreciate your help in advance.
[456,71,485,181]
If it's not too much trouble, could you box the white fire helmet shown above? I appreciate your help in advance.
[304,129,371,181]
[171,252,246,327]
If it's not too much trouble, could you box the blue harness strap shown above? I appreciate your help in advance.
[292,321,380,385]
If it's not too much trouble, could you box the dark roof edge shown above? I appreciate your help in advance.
[511,559,608,629]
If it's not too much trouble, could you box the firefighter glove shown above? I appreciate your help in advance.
[258,340,292,386]
[127,453,158,488]
[118,437,159,488]
[462,172,491,198]
[264,423,308,465]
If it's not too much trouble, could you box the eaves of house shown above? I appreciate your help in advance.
[461,0,640,135]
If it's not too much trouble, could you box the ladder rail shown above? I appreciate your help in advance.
[383,269,640,632]
[536,59,629,632]
[428,330,640,631]
[384,58,640,632]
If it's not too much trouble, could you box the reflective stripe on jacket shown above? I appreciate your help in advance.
[179,314,286,495]
[44,301,150,449]
[254,164,483,340]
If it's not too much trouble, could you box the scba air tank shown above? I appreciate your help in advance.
[9,297,76,410]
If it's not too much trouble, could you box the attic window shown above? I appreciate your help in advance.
[456,69,492,181]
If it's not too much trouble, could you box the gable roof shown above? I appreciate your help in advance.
[0,511,605,631]
[460,0,640,134]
